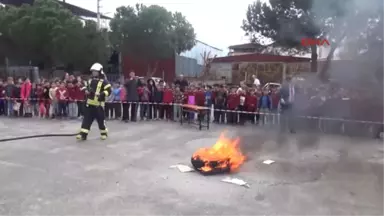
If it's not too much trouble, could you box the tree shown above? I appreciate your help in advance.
[242,0,348,74]
[337,2,383,85]
[199,51,217,81]
[0,0,109,72]
[53,20,109,71]
[337,1,383,61]
[109,4,196,77]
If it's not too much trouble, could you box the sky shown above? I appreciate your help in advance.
[66,0,257,51]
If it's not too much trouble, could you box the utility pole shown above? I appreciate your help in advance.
[96,0,101,30]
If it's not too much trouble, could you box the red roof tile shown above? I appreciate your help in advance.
[211,53,310,63]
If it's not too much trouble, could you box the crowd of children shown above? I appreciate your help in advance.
[0,76,281,125]
[0,76,85,118]
[103,78,281,125]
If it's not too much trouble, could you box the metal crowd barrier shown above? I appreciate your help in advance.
[110,102,383,138]
[293,116,383,138]
[1,98,383,139]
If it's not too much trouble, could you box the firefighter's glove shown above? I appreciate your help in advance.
[97,92,106,101]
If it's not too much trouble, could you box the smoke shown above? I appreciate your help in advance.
[296,0,383,100]
[274,0,383,149]
[309,0,383,102]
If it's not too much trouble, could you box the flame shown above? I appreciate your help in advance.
[192,132,246,173]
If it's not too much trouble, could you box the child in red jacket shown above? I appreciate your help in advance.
[270,87,280,111]
[75,81,85,118]
[67,82,78,119]
[35,84,44,117]
[138,84,150,120]
[56,82,68,117]
[226,87,240,124]
[195,86,205,107]
[0,79,4,116]
[20,78,32,117]
[245,89,258,124]
[186,86,196,120]
[162,84,174,120]
[237,88,247,125]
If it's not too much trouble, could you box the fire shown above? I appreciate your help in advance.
[191,132,246,174]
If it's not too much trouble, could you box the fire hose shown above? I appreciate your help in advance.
[0,133,78,142]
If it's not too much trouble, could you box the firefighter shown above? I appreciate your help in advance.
[76,63,111,141]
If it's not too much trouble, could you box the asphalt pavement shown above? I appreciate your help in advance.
[0,118,382,215]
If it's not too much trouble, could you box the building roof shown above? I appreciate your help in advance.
[0,0,111,19]
[196,40,223,51]
[228,43,267,50]
[211,53,310,63]
[228,42,286,55]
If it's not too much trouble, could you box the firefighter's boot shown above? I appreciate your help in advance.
[76,133,87,141]
[100,129,108,140]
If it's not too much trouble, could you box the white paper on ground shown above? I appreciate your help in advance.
[262,159,275,165]
[221,177,250,188]
[169,164,195,173]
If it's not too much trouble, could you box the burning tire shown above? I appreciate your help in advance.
[190,132,246,175]
[191,156,231,175]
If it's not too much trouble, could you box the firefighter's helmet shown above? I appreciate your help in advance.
[90,62,106,78]
[90,63,103,73]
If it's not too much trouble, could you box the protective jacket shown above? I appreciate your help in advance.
[81,78,111,107]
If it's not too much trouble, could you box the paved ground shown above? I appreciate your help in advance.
[0,118,382,215]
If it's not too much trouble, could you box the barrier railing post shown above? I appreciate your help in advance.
[318,118,322,133]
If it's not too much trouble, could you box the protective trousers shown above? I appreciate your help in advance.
[79,104,108,138]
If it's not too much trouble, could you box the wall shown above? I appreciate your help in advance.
[121,41,222,82]
[122,55,176,83]
[176,41,223,78]
[175,55,203,77]
[209,62,232,82]
[180,41,223,65]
